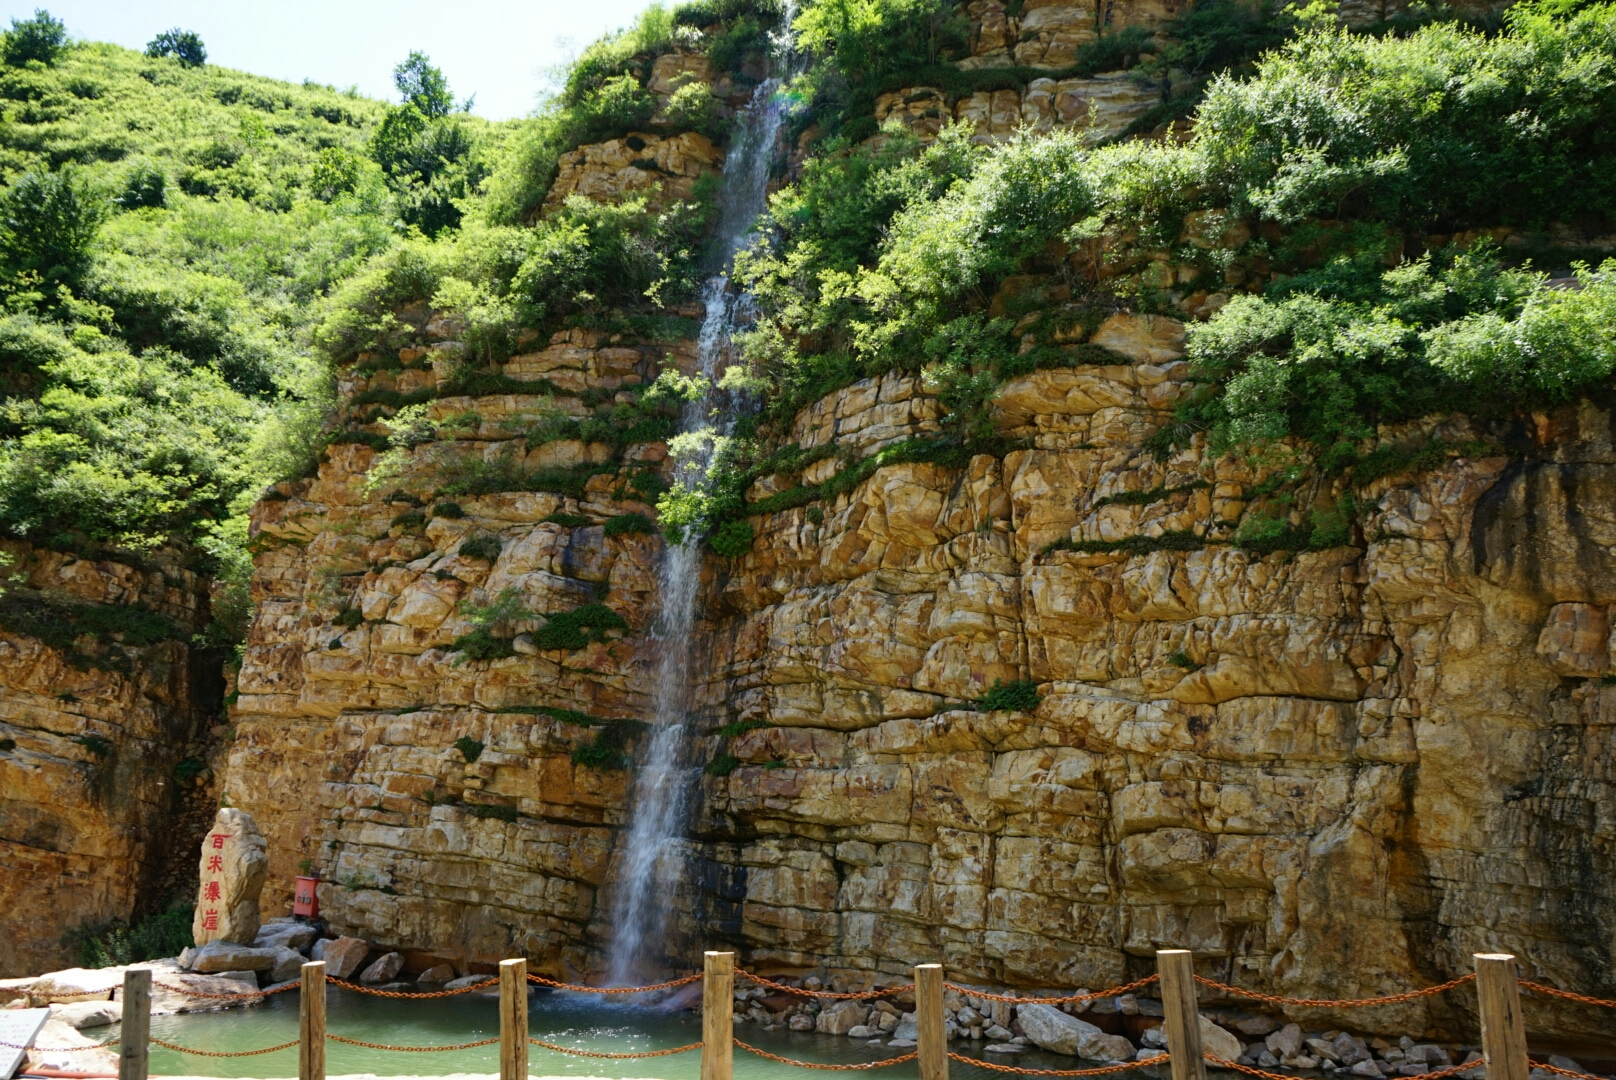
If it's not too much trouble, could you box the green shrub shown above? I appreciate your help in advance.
[64,905,194,968]
[0,168,106,288]
[453,735,484,762]
[116,161,167,209]
[542,512,593,527]
[173,756,206,781]
[603,511,655,536]
[705,753,740,776]
[532,603,628,650]
[976,678,1041,713]
[467,802,518,821]
[459,533,501,561]
[571,718,646,771]
[145,29,206,67]
[431,501,464,518]
[708,519,755,557]
[4,9,67,67]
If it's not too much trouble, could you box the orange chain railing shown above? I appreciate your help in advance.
[327,1034,501,1051]
[150,978,300,999]
[1205,1055,1478,1080]
[947,975,1161,1005]
[736,1038,918,1069]
[527,970,703,994]
[1520,980,1616,1010]
[149,1036,300,1057]
[0,1039,119,1051]
[1193,973,1475,1008]
[329,976,498,997]
[529,1037,702,1058]
[1530,1059,1613,1080]
[738,968,912,1000]
[952,1053,1168,1075]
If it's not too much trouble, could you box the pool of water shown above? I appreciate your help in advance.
[127,987,1162,1079]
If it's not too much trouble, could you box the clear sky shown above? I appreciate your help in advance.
[0,0,658,119]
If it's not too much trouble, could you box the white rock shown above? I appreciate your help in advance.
[191,941,276,973]
[269,946,306,983]
[1268,1023,1304,1058]
[986,1044,1027,1054]
[1198,1014,1243,1062]
[847,1025,878,1038]
[1016,1003,1135,1062]
[817,1000,870,1035]
[47,1001,121,1029]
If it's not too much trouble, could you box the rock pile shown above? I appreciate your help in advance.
[173,922,465,993]
[728,984,1611,1078]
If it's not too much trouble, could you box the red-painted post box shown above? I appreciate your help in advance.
[293,875,320,918]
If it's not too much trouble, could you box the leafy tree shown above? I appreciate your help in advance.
[115,161,166,210]
[2,8,66,67]
[145,28,206,67]
[393,51,453,118]
[0,169,105,288]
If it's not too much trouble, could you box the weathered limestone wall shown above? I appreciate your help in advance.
[0,543,222,976]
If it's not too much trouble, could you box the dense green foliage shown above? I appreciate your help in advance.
[145,29,205,68]
[729,2,1616,501]
[0,23,408,579]
[65,904,194,968]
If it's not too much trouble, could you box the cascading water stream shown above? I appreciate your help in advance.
[606,46,795,984]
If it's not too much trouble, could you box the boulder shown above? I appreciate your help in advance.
[789,1013,816,1031]
[1199,1015,1243,1062]
[26,968,121,1004]
[191,808,269,946]
[1015,1003,1135,1062]
[847,1025,878,1038]
[1267,1023,1304,1059]
[445,974,491,990]
[321,937,371,979]
[418,963,456,983]
[360,951,404,984]
[269,946,307,983]
[310,938,335,961]
[190,941,277,973]
[255,923,317,952]
[817,1001,870,1035]
[25,1018,119,1075]
[47,1000,121,1029]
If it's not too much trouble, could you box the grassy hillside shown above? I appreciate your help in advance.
[0,13,511,642]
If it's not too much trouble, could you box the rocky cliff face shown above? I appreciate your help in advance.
[226,316,1616,1043]
[221,0,1609,1048]
[0,542,225,976]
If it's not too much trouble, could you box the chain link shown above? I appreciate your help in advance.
[529,1038,702,1058]
[329,977,498,998]
[150,979,299,999]
[946,975,1162,1006]
[1204,1054,1479,1080]
[0,1039,118,1051]
[1530,1060,1615,1080]
[526,971,703,994]
[327,1034,500,1051]
[149,1037,299,1057]
[950,1051,1168,1075]
[1193,975,1475,1008]
[736,1038,918,1069]
[1520,981,1616,1010]
[737,969,914,1000]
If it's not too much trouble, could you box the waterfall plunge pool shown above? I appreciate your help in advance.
[125,988,1174,1080]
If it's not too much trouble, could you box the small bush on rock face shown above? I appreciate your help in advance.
[453,735,484,762]
[459,533,501,561]
[977,679,1041,712]
[709,519,755,558]
[603,511,654,536]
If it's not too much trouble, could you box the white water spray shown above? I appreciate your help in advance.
[607,45,795,983]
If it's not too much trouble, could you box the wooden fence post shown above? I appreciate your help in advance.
[1158,949,1207,1080]
[1476,954,1529,1080]
[117,968,150,1080]
[916,963,950,1080]
[702,952,734,1080]
[299,961,325,1080]
[500,958,528,1080]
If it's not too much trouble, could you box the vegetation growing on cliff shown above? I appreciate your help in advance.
[724,0,1616,517]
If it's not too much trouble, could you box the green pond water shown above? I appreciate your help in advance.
[127,987,1160,1079]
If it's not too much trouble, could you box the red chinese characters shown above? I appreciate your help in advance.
[203,881,221,901]
[207,854,224,872]
[201,910,219,930]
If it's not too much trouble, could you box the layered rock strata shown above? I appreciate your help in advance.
[0,541,224,976]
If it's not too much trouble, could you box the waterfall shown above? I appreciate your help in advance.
[606,47,795,984]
